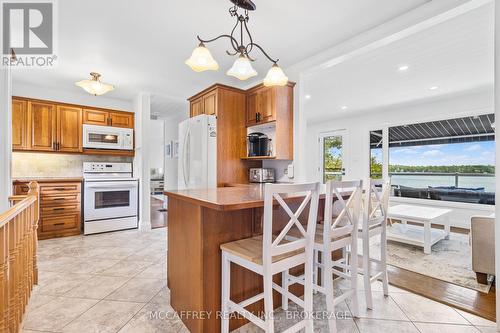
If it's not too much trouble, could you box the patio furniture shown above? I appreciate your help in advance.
[471,214,495,284]
[387,204,451,254]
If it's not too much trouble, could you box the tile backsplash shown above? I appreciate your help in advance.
[12,153,133,178]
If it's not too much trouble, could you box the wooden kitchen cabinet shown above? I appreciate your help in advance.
[83,109,134,128]
[12,98,29,150]
[29,101,57,151]
[190,97,203,117]
[12,97,135,156]
[203,90,217,116]
[14,180,82,239]
[57,105,83,152]
[245,85,283,126]
[83,108,109,126]
[109,111,134,128]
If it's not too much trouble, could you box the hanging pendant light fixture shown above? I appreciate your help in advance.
[75,72,114,96]
[186,0,288,85]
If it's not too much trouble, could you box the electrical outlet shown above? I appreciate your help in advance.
[287,164,294,179]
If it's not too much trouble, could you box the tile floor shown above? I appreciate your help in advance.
[22,228,497,333]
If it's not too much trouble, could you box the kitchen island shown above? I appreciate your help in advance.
[165,185,326,333]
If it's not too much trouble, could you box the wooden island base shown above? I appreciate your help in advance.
[166,186,326,332]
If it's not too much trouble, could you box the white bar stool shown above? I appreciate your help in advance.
[220,182,320,333]
[359,179,391,309]
[283,180,363,333]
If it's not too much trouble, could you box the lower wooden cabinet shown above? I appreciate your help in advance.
[14,180,82,240]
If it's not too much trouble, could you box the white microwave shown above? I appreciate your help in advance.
[83,124,134,150]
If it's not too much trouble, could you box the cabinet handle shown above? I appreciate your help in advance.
[52,208,65,211]
[110,118,113,126]
[53,223,65,226]
[53,198,66,201]
[52,142,56,150]
[53,187,67,191]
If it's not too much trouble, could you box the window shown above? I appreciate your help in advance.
[319,131,346,183]
[370,130,383,179]
[389,114,495,205]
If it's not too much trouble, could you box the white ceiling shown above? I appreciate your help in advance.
[11,0,430,115]
[304,3,494,122]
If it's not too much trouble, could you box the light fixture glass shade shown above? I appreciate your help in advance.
[75,72,114,96]
[263,64,288,87]
[185,45,219,72]
[226,54,257,80]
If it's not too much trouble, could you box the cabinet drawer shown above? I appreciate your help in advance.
[40,183,81,194]
[42,204,80,216]
[14,184,29,195]
[41,214,80,233]
[41,193,80,206]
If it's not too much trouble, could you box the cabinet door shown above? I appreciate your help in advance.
[12,99,29,150]
[109,112,134,128]
[57,105,82,152]
[190,98,204,117]
[246,92,258,126]
[259,88,275,122]
[203,91,217,116]
[29,101,56,151]
[83,109,109,126]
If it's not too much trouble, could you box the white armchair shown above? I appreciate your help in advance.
[471,215,495,284]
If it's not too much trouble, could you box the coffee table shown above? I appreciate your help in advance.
[387,204,452,254]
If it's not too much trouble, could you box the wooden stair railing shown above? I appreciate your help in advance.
[1,182,39,333]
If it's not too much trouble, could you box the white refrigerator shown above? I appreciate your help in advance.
[177,114,217,190]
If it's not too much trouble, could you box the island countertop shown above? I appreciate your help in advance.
[164,183,328,211]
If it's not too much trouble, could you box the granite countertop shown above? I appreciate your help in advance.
[165,183,336,211]
[13,177,83,183]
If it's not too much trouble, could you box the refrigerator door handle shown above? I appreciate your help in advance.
[182,127,191,187]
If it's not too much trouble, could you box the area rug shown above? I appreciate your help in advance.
[366,232,492,293]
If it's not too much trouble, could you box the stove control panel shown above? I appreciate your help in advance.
[83,162,132,173]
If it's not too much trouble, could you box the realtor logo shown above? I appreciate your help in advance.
[1,0,57,67]
[2,1,53,54]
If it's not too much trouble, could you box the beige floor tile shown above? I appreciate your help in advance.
[23,296,98,331]
[136,262,166,279]
[335,275,410,294]
[149,287,171,307]
[414,322,480,333]
[125,246,166,262]
[476,326,498,333]
[64,275,130,299]
[35,272,92,296]
[26,293,59,311]
[456,310,497,327]
[390,293,469,324]
[61,300,144,333]
[98,260,153,277]
[346,291,409,321]
[355,318,419,333]
[105,277,165,303]
[65,258,122,274]
[118,302,186,333]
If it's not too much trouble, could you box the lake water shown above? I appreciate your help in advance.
[391,175,495,192]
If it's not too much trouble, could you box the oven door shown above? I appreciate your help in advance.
[84,180,138,221]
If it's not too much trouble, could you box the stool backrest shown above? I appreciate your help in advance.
[323,180,363,244]
[262,182,321,265]
[363,179,391,227]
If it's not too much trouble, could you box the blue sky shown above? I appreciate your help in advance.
[382,141,495,166]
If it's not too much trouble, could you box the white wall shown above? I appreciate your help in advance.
[149,120,165,173]
[13,82,133,111]
[302,88,495,228]
[0,67,12,212]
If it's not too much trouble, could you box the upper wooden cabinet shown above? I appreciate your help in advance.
[29,101,57,151]
[83,109,108,126]
[57,105,82,152]
[12,99,29,150]
[189,89,219,117]
[83,109,134,128]
[245,84,293,127]
[11,97,134,155]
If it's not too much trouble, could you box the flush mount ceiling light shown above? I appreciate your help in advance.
[341,106,348,110]
[398,65,409,71]
[185,0,288,86]
[75,72,114,96]
[429,86,439,90]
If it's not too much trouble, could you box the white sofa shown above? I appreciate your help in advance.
[471,215,495,284]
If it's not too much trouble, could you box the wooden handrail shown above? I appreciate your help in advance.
[0,181,39,332]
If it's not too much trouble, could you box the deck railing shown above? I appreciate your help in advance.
[0,182,39,332]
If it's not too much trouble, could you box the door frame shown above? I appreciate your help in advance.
[317,129,349,183]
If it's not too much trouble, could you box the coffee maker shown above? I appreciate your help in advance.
[247,132,270,157]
